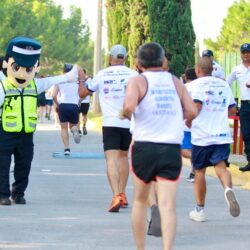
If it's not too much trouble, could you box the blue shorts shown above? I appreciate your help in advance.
[37,92,46,107]
[181,131,191,149]
[191,144,230,169]
[58,103,79,124]
[46,99,53,106]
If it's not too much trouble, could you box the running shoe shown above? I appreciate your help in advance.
[11,196,26,204]
[71,126,81,144]
[147,204,162,237]
[119,193,128,207]
[186,172,195,183]
[82,126,87,135]
[64,148,70,156]
[189,207,206,222]
[108,195,122,212]
[0,198,11,205]
[224,188,240,217]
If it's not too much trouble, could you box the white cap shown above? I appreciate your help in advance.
[109,44,127,59]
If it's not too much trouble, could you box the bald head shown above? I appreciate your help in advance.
[195,56,213,77]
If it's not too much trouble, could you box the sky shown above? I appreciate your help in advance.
[54,0,238,51]
[191,0,238,50]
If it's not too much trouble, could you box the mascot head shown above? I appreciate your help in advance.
[2,36,41,89]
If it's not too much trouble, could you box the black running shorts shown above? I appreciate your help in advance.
[80,103,90,115]
[131,141,182,183]
[102,126,132,151]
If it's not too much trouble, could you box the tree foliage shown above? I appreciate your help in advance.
[0,0,94,75]
[128,0,150,67]
[106,0,130,50]
[106,0,195,75]
[146,0,196,76]
[106,0,150,67]
[205,0,250,55]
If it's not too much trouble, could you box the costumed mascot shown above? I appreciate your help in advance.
[0,36,78,205]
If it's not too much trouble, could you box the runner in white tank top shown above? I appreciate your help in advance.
[121,42,197,250]
[133,70,183,144]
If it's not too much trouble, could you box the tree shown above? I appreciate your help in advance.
[0,0,94,75]
[146,0,196,76]
[205,0,250,54]
[128,0,150,67]
[106,0,130,54]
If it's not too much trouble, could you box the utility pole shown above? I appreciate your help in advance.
[92,0,103,114]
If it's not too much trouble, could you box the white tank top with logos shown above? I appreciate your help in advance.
[133,71,184,144]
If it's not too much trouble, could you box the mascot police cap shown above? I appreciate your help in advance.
[5,36,42,68]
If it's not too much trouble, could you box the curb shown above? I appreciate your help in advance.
[182,158,250,190]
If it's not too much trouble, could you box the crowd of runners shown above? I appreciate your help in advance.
[1,35,250,250]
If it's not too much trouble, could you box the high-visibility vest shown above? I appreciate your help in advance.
[0,79,38,133]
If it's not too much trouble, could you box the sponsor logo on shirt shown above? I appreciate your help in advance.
[212,108,224,112]
[104,87,109,94]
[221,99,227,107]
[211,100,223,105]
[104,80,117,85]
[205,90,214,95]
[111,87,123,92]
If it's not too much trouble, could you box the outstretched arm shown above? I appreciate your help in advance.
[122,75,147,120]
[35,65,79,94]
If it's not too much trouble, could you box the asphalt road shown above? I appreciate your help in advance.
[0,122,249,250]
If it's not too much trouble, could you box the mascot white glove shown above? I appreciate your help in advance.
[65,64,78,83]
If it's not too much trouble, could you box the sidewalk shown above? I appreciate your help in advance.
[0,122,249,250]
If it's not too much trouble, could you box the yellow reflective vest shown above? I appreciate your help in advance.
[0,79,38,133]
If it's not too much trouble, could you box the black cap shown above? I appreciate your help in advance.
[6,36,41,67]
[240,43,250,52]
[64,63,73,73]
[202,49,213,57]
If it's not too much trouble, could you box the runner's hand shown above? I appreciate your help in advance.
[119,109,126,120]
